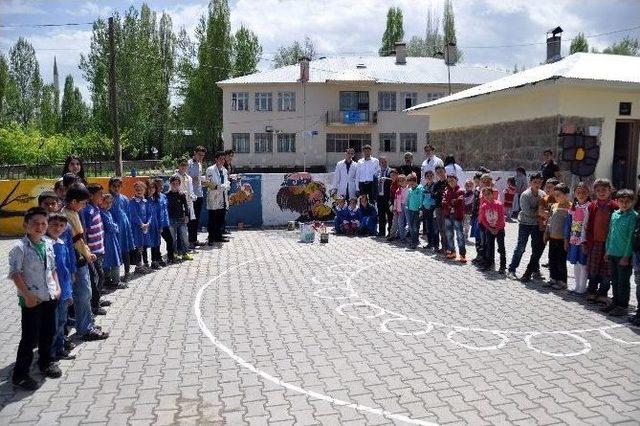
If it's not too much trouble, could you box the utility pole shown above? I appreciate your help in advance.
[444,42,456,95]
[108,16,123,176]
[299,57,310,172]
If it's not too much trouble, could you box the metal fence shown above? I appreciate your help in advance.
[0,160,165,180]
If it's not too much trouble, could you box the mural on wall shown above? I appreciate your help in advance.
[226,173,262,227]
[276,172,333,221]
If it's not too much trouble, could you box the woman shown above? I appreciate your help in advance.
[62,155,87,184]
[443,155,466,183]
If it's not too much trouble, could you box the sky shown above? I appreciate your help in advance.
[1,0,639,103]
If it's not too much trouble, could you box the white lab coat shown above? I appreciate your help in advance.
[174,170,197,220]
[332,159,357,198]
[205,165,231,210]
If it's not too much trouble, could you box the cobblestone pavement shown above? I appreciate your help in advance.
[1,223,640,425]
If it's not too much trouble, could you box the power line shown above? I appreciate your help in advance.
[0,22,94,28]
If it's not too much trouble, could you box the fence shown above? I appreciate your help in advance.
[0,160,165,180]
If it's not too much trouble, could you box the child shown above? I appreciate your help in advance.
[470,172,484,262]
[565,182,590,294]
[442,174,466,262]
[146,179,163,269]
[129,180,152,273]
[463,179,475,239]
[602,189,638,317]
[154,178,173,264]
[166,176,193,261]
[53,181,66,208]
[629,209,640,325]
[502,177,517,222]
[405,175,423,249]
[62,185,108,341]
[342,198,360,235]
[333,196,348,234]
[422,171,438,250]
[586,179,618,303]
[99,193,124,289]
[38,191,60,213]
[513,166,528,215]
[108,177,136,282]
[478,186,506,273]
[388,170,399,240]
[9,207,61,390]
[175,158,197,247]
[83,183,107,315]
[545,184,571,289]
[357,195,377,236]
[391,175,408,242]
[433,166,448,251]
[46,213,75,361]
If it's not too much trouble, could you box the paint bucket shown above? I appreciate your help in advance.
[237,222,244,230]
[287,220,296,231]
[299,223,315,243]
[320,232,329,243]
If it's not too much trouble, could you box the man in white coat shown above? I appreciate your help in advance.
[420,144,444,184]
[332,148,357,200]
[355,144,380,204]
[205,151,230,245]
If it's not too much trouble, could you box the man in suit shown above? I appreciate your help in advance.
[375,156,393,237]
[205,151,230,245]
[332,148,357,200]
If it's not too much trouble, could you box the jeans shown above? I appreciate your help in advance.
[485,229,506,269]
[73,265,94,335]
[396,206,407,241]
[548,239,568,282]
[14,300,56,380]
[170,218,189,255]
[188,197,204,243]
[406,209,420,247]
[609,256,633,308]
[423,208,437,248]
[445,217,466,256]
[52,298,69,357]
[508,224,544,274]
[88,255,104,310]
[435,208,446,250]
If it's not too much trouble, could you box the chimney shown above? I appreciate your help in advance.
[299,56,310,83]
[546,26,563,63]
[394,42,406,65]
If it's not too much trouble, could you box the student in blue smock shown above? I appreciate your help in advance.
[154,178,173,264]
[333,196,348,234]
[100,193,124,289]
[145,179,163,269]
[357,195,378,236]
[108,177,136,281]
[128,180,151,274]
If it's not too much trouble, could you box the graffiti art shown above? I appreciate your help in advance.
[276,172,333,221]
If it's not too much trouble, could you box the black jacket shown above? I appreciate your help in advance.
[166,191,189,220]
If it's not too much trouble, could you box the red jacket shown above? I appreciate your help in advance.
[585,200,618,247]
[442,185,465,221]
[479,200,506,231]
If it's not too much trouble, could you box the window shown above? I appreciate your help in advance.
[401,92,418,109]
[339,91,369,111]
[326,133,370,153]
[378,91,396,111]
[255,92,272,111]
[232,133,250,153]
[400,133,417,152]
[277,133,296,152]
[254,133,273,153]
[379,133,396,152]
[278,91,296,111]
[426,92,445,102]
[231,92,249,111]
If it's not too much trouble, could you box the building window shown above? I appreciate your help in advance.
[255,92,272,111]
[379,133,396,152]
[326,133,370,153]
[254,133,273,153]
[401,92,418,109]
[378,91,396,111]
[400,133,417,152]
[231,92,249,111]
[340,91,369,111]
[232,133,250,153]
[278,91,296,111]
[277,133,296,152]
[426,92,445,102]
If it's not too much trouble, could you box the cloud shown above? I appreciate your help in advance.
[65,1,113,18]
[1,0,45,15]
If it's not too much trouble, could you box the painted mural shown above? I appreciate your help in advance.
[275,172,333,222]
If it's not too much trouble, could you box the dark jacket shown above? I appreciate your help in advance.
[433,180,447,208]
[585,200,618,247]
[166,190,190,220]
[441,185,465,221]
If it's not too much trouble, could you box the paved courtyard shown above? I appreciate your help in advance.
[1,223,640,425]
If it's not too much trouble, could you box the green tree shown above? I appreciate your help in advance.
[602,37,639,56]
[272,36,316,68]
[154,12,175,157]
[8,37,42,127]
[407,8,443,57]
[60,75,87,134]
[379,7,404,56]
[233,25,262,77]
[570,32,589,54]
[442,0,462,63]
[39,84,58,134]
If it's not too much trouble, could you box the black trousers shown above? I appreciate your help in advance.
[88,255,104,310]
[376,195,392,236]
[485,229,506,269]
[548,238,567,282]
[14,299,56,379]
[161,226,175,261]
[610,256,633,308]
[188,197,203,243]
[207,208,226,242]
[358,182,375,204]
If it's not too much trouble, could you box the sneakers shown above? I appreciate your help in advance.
[458,255,467,264]
[83,329,109,341]
[608,306,628,317]
[12,375,40,391]
[182,253,193,261]
[531,271,544,281]
[158,260,167,267]
[552,281,568,290]
[53,350,76,361]
[506,271,518,280]
[39,362,62,379]
[446,251,456,259]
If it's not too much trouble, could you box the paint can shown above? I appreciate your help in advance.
[299,223,315,243]
[320,232,329,243]
[287,220,296,231]
[237,222,244,230]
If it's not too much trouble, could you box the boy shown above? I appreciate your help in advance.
[9,207,61,390]
[38,191,60,213]
[544,184,571,289]
[442,174,467,263]
[46,213,76,361]
[478,187,506,273]
[585,179,618,303]
[421,171,438,250]
[167,176,193,261]
[62,184,109,341]
[507,172,546,282]
[433,166,448,251]
[99,193,125,289]
[405,175,423,249]
[83,184,108,316]
[333,196,347,234]
[602,189,638,316]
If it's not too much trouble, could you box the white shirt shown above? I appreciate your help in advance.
[355,157,380,183]
[445,163,466,184]
[420,155,444,183]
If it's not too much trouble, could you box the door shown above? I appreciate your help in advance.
[613,120,640,190]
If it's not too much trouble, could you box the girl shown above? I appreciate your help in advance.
[565,182,590,294]
[129,181,151,274]
[99,193,123,289]
[341,198,360,235]
[154,178,173,264]
[62,155,87,184]
[145,179,163,269]
[392,174,408,243]
[108,177,136,282]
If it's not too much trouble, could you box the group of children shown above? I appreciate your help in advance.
[8,172,197,390]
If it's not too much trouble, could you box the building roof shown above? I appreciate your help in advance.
[407,53,640,113]
[217,56,509,86]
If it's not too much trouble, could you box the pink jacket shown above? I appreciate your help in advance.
[393,187,407,213]
[479,200,506,231]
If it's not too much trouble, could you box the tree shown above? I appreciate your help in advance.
[39,84,58,134]
[442,0,462,63]
[602,37,639,56]
[570,32,589,54]
[379,7,404,56]
[407,8,443,57]
[60,75,87,134]
[233,25,262,77]
[272,36,316,68]
[8,37,42,127]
